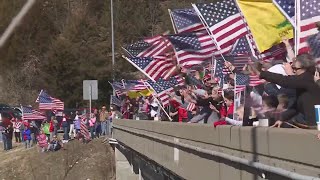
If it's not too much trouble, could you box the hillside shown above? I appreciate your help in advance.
[0,0,202,107]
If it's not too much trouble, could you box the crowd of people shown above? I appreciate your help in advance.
[0,106,118,152]
[116,38,320,130]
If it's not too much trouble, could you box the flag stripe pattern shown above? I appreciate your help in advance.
[307,32,320,66]
[111,82,125,97]
[296,0,320,54]
[170,8,206,33]
[125,35,171,58]
[22,106,46,121]
[193,1,248,50]
[125,57,175,81]
[167,31,217,67]
[110,95,123,107]
[124,80,148,91]
[38,90,64,111]
[80,118,90,140]
[147,76,184,107]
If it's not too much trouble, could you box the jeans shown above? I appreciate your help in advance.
[95,122,101,138]
[25,139,31,149]
[69,124,76,138]
[108,121,112,135]
[50,132,54,141]
[14,132,21,143]
[101,121,107,135]
[63,127,69,140]
[2,134,8,150]
[207,112,220,124]
[20,131,24,142]
[189,112,209,123]
[54,126,58,136]
[31,133,36,147]
[90,126,95,139]
[7,138,12,150]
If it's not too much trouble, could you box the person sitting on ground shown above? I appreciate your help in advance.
[48,135,63,152]
[37,130,48,152]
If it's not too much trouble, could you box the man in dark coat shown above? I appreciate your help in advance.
[256,54,320,128]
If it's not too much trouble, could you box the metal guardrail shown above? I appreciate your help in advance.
[114,125,320,180]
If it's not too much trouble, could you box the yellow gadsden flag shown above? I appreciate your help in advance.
[127,89,153,98]
[237,0,294,52]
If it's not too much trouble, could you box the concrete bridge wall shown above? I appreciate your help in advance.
[113,120,320,180]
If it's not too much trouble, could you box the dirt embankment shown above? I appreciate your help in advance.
[0,138,115,180]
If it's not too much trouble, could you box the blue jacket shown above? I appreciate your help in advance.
[22,129,31,141]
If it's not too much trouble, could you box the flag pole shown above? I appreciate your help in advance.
[192,4,228,62]
[168,9,178,34]
[122,55,156,82]
[0,0,36,48]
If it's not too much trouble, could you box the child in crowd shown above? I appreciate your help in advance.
[220,91,234,119]
[169,100,188,122]
[276,94,289,112]
[37,130,48,152]
[22,126,31,149]
[258,95,278,126]
[214,106,258,127]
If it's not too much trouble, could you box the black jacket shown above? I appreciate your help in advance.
[260,71,320,126]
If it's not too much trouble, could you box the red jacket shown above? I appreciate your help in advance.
[220,103,234,119]
[177,108,188,122]
[49,121,54,132]
[170,99,188,122]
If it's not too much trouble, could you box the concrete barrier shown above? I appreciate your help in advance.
[113,120,320,180]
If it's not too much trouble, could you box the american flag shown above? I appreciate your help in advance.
[110,81,125,96]
[230,35,255,70]
[170,8,205,33]
[124,56,175,81]
[166,31,222,67]
[307,32,320,66]
[110,95,123,107]
[37,90,64,111]
[147,76,184,107]
[187,103,196,111]
[235,74,264,87]
[80,118,90,140]
[193,1,248,50]
[123,80,148,91]
[272,0,295,27]
[229,56,250,71]
[21,106,46,121]
[249,75,264,87]
[235,74,250,86]
[234,74,249,93]
[181,102,196,111]
[296,0,320,54]
[214,59,227,87]
[231,35,255,56]
[124,35,171,58]
[245,34,287,62]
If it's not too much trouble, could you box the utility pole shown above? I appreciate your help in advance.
[111,0,115,96]
[111,0,115,82]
